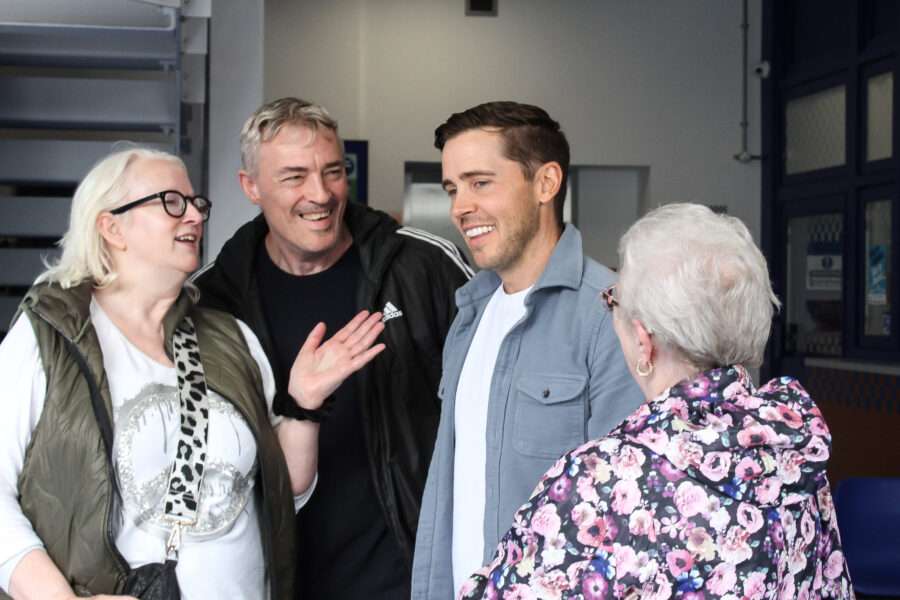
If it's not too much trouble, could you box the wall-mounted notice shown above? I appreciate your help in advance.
[867,244,888,305]
[807,251,842,290]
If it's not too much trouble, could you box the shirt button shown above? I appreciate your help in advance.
[542,389,550,398]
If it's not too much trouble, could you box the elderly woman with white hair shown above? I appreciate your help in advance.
[0,148,385,600]
[457,204,854,599]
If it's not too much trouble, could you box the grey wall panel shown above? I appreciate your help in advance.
[0,248,59,287]
[0,1,172,30]
[0,76,178,131]
[0,28,177,69]
[0,196,71,237]
[0,139,175,185]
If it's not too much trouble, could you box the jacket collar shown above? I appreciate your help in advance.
[455,223,585,308]
[24,280,197,360]
[623,365,830,505]
[20,280,95,342]
[208,213,270,293]
[212,201,402,287]
[343,200,402,287]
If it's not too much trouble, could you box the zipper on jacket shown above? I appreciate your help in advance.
[210,384,280,600]
[56,326,131,583]
[357,272,416,568]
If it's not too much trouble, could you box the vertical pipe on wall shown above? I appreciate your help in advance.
[735,0,763,163]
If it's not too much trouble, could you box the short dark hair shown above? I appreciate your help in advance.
[434,101,569,226]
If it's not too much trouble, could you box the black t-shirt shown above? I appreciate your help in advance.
[255,242,409,600]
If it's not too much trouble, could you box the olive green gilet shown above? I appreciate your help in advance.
[5,282,295,599]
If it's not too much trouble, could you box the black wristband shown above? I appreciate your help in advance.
[273,391,337,423]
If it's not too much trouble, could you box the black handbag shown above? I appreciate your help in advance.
[122,316,210,600]
[123,559,180,599]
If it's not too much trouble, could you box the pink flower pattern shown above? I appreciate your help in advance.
[458,366,854,600]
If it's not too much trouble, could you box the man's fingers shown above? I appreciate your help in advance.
[311,342,385,397]
[299,322,327,355]
[331,310,373,343]
[351,320,385,354]
[348,343,386,371]
[342,312,384,347]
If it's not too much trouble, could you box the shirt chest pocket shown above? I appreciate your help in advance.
[513,373,588,459]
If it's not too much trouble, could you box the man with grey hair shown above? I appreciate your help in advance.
[194,97,472,599]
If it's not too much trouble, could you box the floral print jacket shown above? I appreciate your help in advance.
[458,366,854,600]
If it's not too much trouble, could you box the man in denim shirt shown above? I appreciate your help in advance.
[411,102,644,599]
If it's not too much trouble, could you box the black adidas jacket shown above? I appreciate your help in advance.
[192,201,471,567]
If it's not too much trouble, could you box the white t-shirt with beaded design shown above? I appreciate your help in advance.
[0,298,311,599]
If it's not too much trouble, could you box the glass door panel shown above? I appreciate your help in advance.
[785,85,846,174]
[866,71,893,162]
[865,199,891,336]
[785,212,843,355]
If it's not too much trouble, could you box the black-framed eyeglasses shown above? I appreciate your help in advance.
[601,284,618,312]
[109,190,211,222]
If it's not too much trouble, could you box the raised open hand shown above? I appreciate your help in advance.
[287,310,386,410]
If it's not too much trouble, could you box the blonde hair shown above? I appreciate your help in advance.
[37,147,187,288]
[617,203,781,368]
[240,97,342,175]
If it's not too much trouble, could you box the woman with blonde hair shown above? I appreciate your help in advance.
[0,147,384,599]
[458,203,853,599]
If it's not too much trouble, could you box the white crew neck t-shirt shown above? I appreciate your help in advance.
[452,283,531,593]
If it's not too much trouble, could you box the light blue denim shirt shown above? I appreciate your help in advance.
[411,224,644,599]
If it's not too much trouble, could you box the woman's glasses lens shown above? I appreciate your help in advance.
[161,191,211,221]
[192,196,211,220]
[162,192,186,217]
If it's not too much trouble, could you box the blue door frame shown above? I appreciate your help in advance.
[761,0,900,380]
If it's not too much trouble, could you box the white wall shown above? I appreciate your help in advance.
[256,0,763,246]
[575,167,648,267]
[206,0,265,258]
